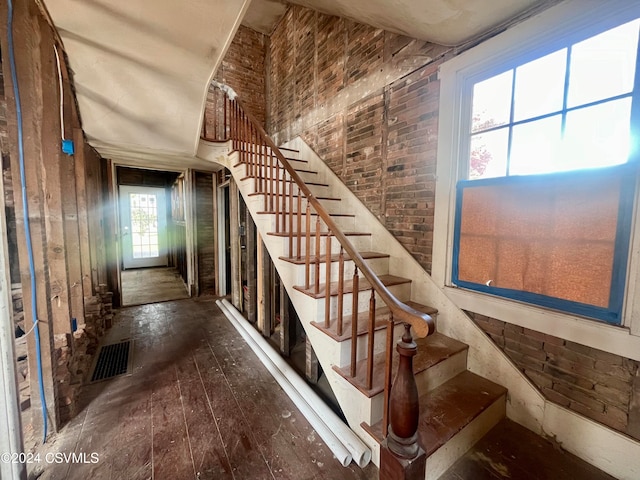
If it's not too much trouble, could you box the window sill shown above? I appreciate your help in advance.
[442,285,640,361]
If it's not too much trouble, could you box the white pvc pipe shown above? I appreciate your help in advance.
[219,299,372,467]
[216,300,353,467]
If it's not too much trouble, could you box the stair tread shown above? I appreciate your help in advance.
[418,371,507,456]
[364,371,506,457]
[294,274,409,299]
[244,179,328,187]
[311,300,437,342]
[259,211,354,217]
[249,192,338,200]
[233,151,307,163]
[334,331,467,397]
[268,230,370,237]
[281,250,388,266]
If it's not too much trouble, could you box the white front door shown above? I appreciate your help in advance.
[120,185,168,269]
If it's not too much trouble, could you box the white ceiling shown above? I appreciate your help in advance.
[244,0,552,44]
[45,0,554,165]
[46,0,251,163]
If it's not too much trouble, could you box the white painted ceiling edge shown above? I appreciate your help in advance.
[45,0,251,160]
[247,0,547,43]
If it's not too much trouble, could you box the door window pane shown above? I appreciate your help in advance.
[130,193,160,259]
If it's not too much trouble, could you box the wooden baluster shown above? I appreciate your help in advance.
[382,312,394,438]
[337,247,344,336]
[253,126,258,191]
[242,111,248,175]
[263,143,269,211]
[212,89,220,140]
[324,234,332,328]
[223,94,228,140]
[275,163,280,233]
[296,190,302,260]
[366,289,376,390]
[270,153,275,211]
[350,267,359,378]
[305,204,311,289]
[202,113,207,140]
[288,179,294,258]
[314,217,321,294]
[281,167,287,232]
[380,323,426,480]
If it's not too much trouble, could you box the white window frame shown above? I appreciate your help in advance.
[433,0,640,360]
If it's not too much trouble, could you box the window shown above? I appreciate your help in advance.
[434,0,640,327]
[469,19,639,180]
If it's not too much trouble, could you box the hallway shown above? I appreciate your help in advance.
[120,267,190,306]
[31,297,376,480]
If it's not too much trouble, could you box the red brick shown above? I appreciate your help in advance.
[525,369,554,389]
[553,383,605,413]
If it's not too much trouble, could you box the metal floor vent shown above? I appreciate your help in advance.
[91,340,132,382]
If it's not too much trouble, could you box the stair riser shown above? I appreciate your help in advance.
[337,320,411,366]
[263,214,356,233]
[425,395,506,480]
[289,256,390,285]
[312,283,413,322]
[415,349,467,395]
[243,194,345,217]
[274,235,373,256]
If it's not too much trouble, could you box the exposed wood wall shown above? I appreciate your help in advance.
[0,0,113,434]
[195,172,216,295]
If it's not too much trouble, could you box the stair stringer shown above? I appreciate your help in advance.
[278,136,640,480]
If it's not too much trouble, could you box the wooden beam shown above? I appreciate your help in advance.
[103,159,120,306]
[73,129,94,301]
[229,180,241,309]
[0,0,59,434]
[257,233,265,333]
[244,200,256,322]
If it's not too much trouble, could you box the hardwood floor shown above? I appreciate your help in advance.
[29,297,377,480]
[120,267,190,306]
[25,296,617,480]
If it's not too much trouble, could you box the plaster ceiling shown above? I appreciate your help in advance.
[244,0,552,44]
[45,0,251,161]
[44,0,553,165]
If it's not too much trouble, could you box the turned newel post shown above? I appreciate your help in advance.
[380,323,426,480]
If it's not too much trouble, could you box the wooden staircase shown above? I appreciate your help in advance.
[208,84,508,479]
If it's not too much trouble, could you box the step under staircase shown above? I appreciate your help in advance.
[214,86,509,479]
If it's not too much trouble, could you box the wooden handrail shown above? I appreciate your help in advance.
[208,83,435,339]
[206,84,434,461]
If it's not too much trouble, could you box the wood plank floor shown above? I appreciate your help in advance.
[30,297,377,480]
[440,418,616,480]
[26,296,618,480]
[121,267,190,306]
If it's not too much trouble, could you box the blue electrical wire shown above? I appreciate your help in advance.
[7,0,49,443]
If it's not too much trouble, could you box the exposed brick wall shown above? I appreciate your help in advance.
[267,4,450,273]
[204,26,266,140]
[468,311,640,439]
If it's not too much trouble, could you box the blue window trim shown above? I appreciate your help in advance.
[451,163,637,325]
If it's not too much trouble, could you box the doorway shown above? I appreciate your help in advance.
[119,185,168,269]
